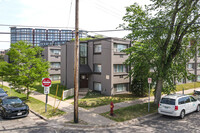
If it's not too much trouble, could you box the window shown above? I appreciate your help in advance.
[114,64,127,73]
[115,84,127,92]
[114,44,127,52]
[198,64,200,69]
[178,97,185,105]
[190,96,197,102]
[94,82,101,91]
[94,64,101,73]
[50,75,60,81]
[160,98,175,105]
[197,76,200,81]
[50,49,61,55]
[94,44,101,53]
[188,63,193,69]
[80,43,88,65]
[51,62,61,68]
[185,97,190,103]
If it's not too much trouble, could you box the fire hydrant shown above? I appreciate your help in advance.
[110,101,114,116]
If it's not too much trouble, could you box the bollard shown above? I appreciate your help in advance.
[110,101,114,116]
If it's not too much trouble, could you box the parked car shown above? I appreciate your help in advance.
[0,96,29,119]
[193,90,200,100]
[158,94,200,119]
[0,88,8,99]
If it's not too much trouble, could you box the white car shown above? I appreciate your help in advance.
[158,94,200,119]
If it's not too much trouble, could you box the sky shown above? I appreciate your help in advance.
[0,0,151,50]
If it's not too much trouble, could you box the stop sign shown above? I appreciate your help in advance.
[42,78,52,87]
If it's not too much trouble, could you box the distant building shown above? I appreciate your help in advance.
[61,37,131,95]
[0,50,5,56]
[10,27,87,47]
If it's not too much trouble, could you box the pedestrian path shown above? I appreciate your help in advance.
[0,81,198,126]
[88,88,198,114]
[0,81,115,125]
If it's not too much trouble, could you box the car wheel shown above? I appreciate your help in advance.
[180,110,185,119]
[196,105,200,112]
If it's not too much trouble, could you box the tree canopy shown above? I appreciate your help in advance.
[121,0,200,104]
[6,41,50,99]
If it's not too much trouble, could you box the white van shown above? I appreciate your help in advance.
[158,94,200,119]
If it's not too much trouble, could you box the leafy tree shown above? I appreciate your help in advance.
[0,55,4,61]
[0,61,9,86]
[121,0,200,104]
[6,41,50,99]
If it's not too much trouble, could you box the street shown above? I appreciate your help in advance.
[0,111,200,133]
[0,112,47,132]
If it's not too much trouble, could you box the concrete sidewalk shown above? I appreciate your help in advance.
[0,81,115,125]
[0,81,198,126]
[88,88,198,114]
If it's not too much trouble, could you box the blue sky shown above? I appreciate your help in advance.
[0,0,151,50]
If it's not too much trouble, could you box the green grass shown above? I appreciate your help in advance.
[2,85,66,118]
[101,102,158,122]
[176,82,200,91]
[31,81,68,99]
[78,91,139,109]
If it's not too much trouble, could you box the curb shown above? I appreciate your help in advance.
[30,109,48,121]
[57,112,161,129]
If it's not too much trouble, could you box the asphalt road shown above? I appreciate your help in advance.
[1,111,200,133]
[0,112,47,132]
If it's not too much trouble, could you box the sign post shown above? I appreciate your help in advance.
[148,78,152,112]
[42,78,52,113]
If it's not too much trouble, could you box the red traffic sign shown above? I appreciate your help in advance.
[148,78,152,84]
[42,78,52,87]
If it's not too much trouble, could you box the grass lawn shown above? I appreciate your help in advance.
[101,102,158,122]
[2,85,66,119]
[31,81,68,99]
[176,82,200,91]
[78,91,139,109]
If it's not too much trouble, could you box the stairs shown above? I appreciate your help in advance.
[79,88,89,96]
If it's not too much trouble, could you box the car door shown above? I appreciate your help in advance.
[184,96,192,114]
[190,96,198,112]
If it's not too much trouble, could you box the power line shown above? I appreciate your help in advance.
[0,22,199,34]
[0,24,75,29]
[67,0,73,27]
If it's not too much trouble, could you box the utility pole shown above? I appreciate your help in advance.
[74,0,79,123]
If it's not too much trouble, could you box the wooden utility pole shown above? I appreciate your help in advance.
[74,0,79,123]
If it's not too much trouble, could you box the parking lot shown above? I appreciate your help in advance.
[0,111,47,131]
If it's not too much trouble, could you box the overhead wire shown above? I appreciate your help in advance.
[67,0,73,27]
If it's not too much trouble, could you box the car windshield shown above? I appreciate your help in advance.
[2,98,22,105]
[0,89,5,93]
[194,91,200,95]
[160,98,175,105]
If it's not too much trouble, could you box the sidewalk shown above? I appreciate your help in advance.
[0,81,198,126]
[88,88,198,114]
[0,81,115,125]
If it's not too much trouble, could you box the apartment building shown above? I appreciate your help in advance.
[173,39,200,84]
[10,27,87,81]
[61,38,131,95]
[42,45,61,81]
[10,27,87,47]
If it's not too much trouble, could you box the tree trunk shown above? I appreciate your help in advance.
[26,87,29,100]
[154,78,163,105]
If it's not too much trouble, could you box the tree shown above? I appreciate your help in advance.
[0,61,9,87]
[6,41,50,99]
[121,0,200,104]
